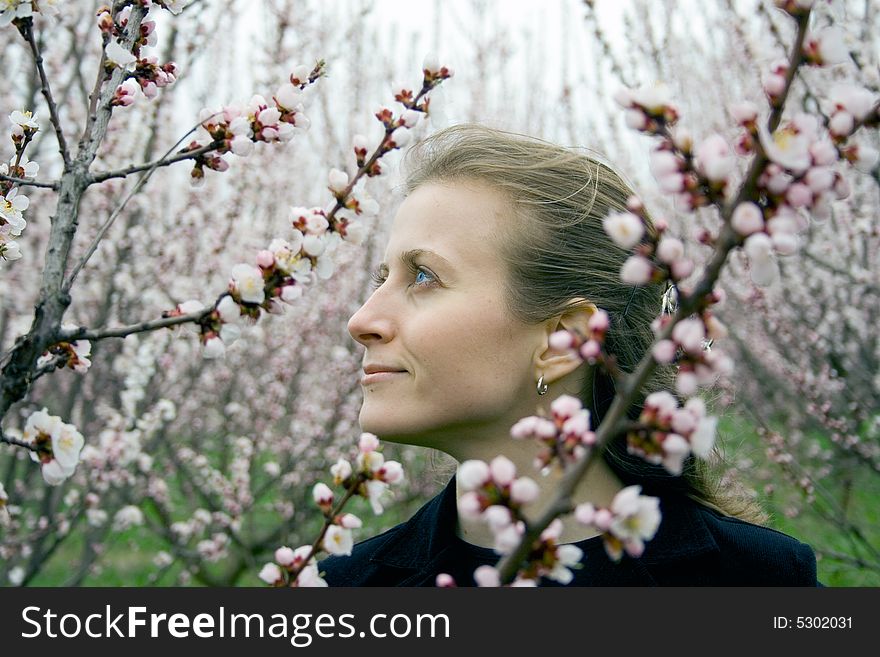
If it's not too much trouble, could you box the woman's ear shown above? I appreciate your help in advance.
[533,299,598,384]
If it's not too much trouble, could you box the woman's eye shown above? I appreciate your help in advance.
[411,267,438,288]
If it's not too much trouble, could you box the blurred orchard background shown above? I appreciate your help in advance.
[0,0,878,586]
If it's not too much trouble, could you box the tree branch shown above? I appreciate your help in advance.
[0,173,58,190]
[18,18,71,168]
[59,310,209,343]
[88,141,220,184]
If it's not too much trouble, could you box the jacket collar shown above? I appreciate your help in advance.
[370,475,720,573]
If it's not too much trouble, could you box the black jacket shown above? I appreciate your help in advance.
[320,477,820,586]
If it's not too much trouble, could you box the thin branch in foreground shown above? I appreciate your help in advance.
[0,173,58,190]
[88,142,219,184]
[59,310,209,342]
[17,18,71,168]
[0,427,37,452]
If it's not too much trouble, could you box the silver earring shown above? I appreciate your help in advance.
[536,374,548,396]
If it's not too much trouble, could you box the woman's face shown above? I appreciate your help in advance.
[347,182,546,448]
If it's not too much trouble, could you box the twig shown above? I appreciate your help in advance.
[88,142,219,184]
[18,18,71,168]
[59,310,209,342]
[0,426,37,452]
[0,173,58,190]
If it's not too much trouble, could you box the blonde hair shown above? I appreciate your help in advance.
[404,123,766,523]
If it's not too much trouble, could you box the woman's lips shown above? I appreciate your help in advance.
[361,371,407,385]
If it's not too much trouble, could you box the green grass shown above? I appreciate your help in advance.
[715,413,880,586]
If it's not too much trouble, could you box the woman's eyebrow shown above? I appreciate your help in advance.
[378,248,452,273]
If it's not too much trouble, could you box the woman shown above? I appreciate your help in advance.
[321,124,819,586]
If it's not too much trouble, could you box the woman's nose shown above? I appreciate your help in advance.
[347,290,396,346]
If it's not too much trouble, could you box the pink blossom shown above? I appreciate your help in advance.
[602,211,644,249]
[670,258,694,280]
[805,167,834,193]
[422,53,441,75]
[744,232,773,261]
[625,110,648,131]
[456,460,490,492]
[258,563,282,585]
[484,505,512,530]
[328,168,349,194]
[593,508,613,532]
[493,523,523,554]
[809,139,839,166]
[541,518,564,542]
[436,573,456,587]
[645,390,678,417]
[656,237,684,264]
[657,172,685,193]
[672,318,706,354]
[330,458,352,484]
[652,339,677,364]
[620,255,653,285]
[649,150,682,178]
[731,202,764,236]
[312,482,334,508]
[510,416,539,439]
[690,416,718,457]
[807,26,850,65]
[579,340,601,361]
[230,263,265,305]
[662,433,691,474]
[323,525,354,556]
[457,491,483,518]
[489,455,517,487]
[275,83,303,111]
[695,134,735,182]
[828,111,855,138]
[549,330,574,351]
[551,394,582,421]
[671,408,697,435]
[829,83,878,121]
[785,182,812,208]
[730,101,759,124]
[574,503,596,526]
[849,143,880,173]
[764,166,794,195]
[562,411,591,440]
[510,477,540,505]
[473,565,501,587]
[275,546,296,566]
[358,432,380,453]
[675,371,699,397]
[379,460,404,484]
[364,480,388,515]
[588,309,610,332]
[762,72,786,98]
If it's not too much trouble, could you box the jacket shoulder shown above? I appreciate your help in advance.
[650,505,819,586]
[319,521,408,586]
